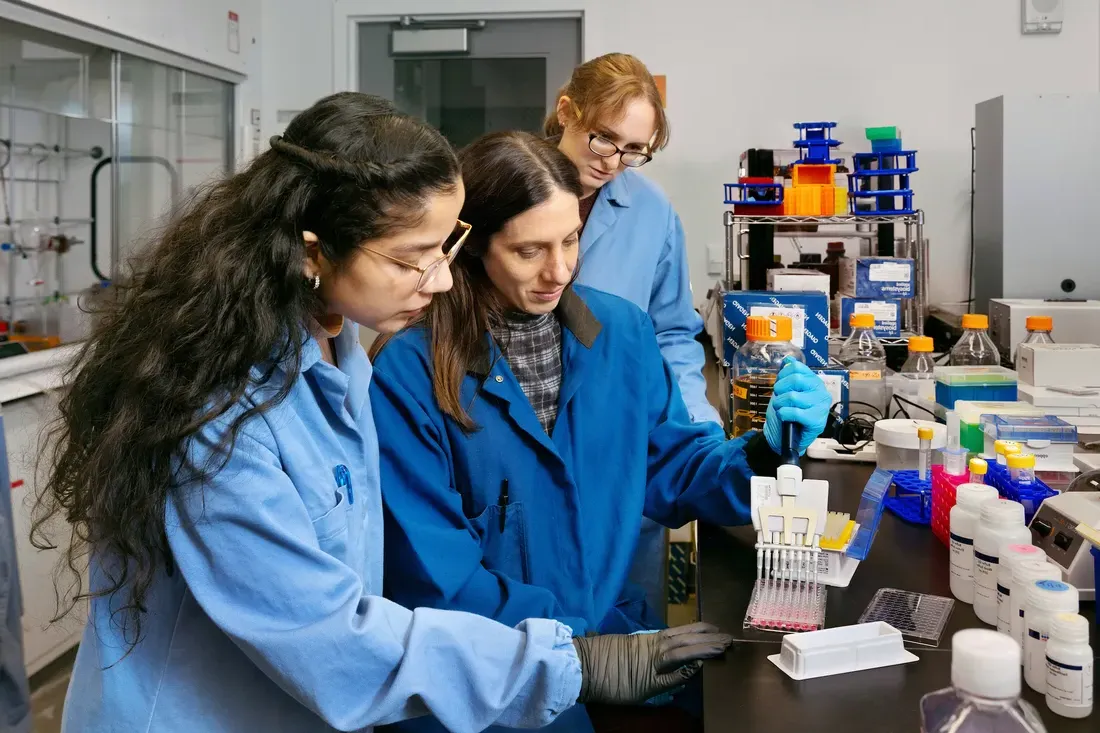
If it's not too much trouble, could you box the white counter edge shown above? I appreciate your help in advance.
[0,343,81,405]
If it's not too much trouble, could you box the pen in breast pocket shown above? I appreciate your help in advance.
[498,478,509,532]
[334,464,354,505]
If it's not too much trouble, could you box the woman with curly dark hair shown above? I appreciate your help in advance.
[31,93,731,733]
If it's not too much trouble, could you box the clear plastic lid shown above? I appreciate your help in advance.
[845,469,891,561]
[934,365,1018,386]
[981,415,1078,445]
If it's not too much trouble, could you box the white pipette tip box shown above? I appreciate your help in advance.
[767,621,919,681]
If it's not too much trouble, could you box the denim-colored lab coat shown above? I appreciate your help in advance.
[373,286,777,733]
[61,322,582,733]
[573,168,720,619]
[1,415,31,733]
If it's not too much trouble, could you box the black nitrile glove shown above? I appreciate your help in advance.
[572,622,734,705]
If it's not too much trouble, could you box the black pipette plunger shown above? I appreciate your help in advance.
[781,422,799,466]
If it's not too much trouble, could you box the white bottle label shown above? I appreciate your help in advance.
[949,532,973,581]
[996,583,1012,632]
[1026,627,1049,686]
[869,262,911,282]
[1046,655,1093,707]
[973,549,998,603]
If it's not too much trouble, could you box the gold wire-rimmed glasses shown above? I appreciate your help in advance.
[363,220,472,292]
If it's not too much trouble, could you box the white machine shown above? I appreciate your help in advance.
[988,298,1100,363]
[1027,489,1100,601]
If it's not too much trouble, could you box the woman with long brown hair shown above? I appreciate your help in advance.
[545,53,717,616]
[30,93,729,733]
[371,131,831,731]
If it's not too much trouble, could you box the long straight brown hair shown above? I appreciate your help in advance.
[375,131,582,430]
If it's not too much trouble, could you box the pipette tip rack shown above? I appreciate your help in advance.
[745,578,827,632]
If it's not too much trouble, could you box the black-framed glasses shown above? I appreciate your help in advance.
[588,133,652,168]
[363,220,472,292]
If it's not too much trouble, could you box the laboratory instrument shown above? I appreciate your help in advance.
[858,588,954,647]
[950,314,1000,367]
[920,628,1047,733]
[917,426,933,482]
[1011,560,1063,656]
[731,315,804,437]
[1044,613,1093,719]
[1023,579,1079,693]
[989,299,1100,364]
[949,483,1000,604]
[746,423,828,632]
[996,544,1044,634]
[969,458,988,484]
[973,500,1031,626]
[767,621,918,681]
[1016,316,1054,371]
[1027,488,1100,601]
[1007,453,1036,485]
[839,313,887,417]
[975,93,1100,306]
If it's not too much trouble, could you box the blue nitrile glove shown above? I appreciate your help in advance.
[764,358,832,457]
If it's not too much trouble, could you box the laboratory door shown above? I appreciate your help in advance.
[357,17,582,148]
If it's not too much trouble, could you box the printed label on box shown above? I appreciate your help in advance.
[869,261,912,283]
[853,300,900,329]
[750,305,806,348]
[850,370,882,380]
[817,373,843,408]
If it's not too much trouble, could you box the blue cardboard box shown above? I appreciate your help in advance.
[837,296,902,338]
[722,291,829,368]
[839,256,915,299]
[813,367,850,419]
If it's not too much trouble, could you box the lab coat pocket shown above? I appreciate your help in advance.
[471,502,531,584]
[311,491,350,560]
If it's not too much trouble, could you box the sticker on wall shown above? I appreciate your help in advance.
[653,75,666,108]
[228,11,240,54]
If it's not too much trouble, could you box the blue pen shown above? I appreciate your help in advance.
[334,464,354,505]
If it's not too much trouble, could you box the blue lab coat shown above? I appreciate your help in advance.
[1,417,31,733]
[62,322,582,733]
[373,286,777,733]
[573,169,720,621]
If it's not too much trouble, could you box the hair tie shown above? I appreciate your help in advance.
[269,135,283,147]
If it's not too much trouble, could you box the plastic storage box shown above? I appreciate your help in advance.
[980,415,1077,471]
[934,366,1018,410]
[952,400,1044,455]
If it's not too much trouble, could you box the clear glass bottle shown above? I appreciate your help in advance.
[1015,316,1054,370]
[920,629,1048,733]
[839,313,887,417]
[731,315,805,437]
[950,314,1001,366]
[902,335,936,375]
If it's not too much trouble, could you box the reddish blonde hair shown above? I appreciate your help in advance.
[543,53,669,151]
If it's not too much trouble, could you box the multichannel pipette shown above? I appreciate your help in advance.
[747,423,829,632]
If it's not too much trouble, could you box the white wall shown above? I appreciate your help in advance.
[330,0,1100,307]
[261,0,334,138]
[19,0,258,74]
